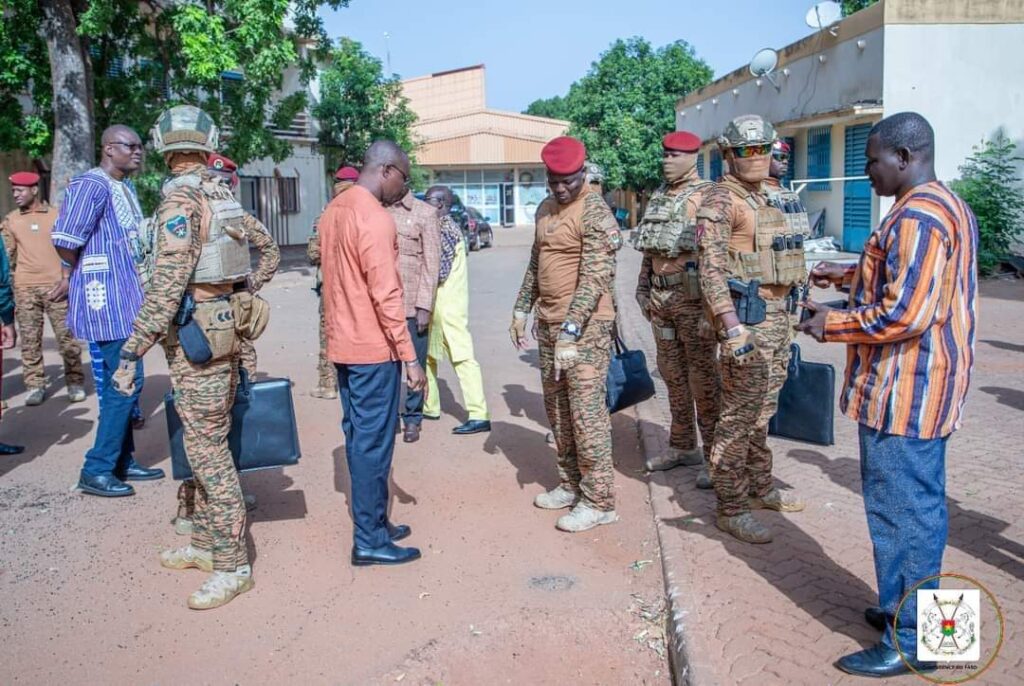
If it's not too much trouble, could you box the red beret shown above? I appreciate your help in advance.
[773,139,791,154]
[663,131,701,153]
[541,136,586,175]
[335,166,359,181]
[9,171,40,187]
[207,153,237,173]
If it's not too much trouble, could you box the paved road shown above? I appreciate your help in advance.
[0,230,669,685]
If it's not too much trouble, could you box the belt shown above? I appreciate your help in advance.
[764,299,789,313]
[651,272,687,288]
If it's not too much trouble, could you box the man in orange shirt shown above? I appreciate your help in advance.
[1,172,85,406]
[320,140,426,566]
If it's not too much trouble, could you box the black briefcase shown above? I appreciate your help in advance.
[768,343,836,446]
[606,334,656,414]
[166,374,301,480]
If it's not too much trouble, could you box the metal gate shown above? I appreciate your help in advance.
[843,125,873,251]
[239,176,292,246]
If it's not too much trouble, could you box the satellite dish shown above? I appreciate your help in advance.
[749,48,781,90]
[806,1,843,33]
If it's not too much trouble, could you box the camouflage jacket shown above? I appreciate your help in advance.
[696,174,763,317]
[242,212,279,292]
[635,178,709,297]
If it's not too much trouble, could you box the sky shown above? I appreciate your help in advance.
[320,0,833,112]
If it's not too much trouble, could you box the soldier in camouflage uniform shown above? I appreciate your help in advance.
[510,136,621,533]
[308,166,358,399]
[112,105,255,609]
[697,115,807,544]
[633,132,719,487]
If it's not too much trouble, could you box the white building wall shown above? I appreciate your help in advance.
[239,143,328,246]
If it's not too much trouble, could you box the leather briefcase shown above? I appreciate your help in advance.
[606,334,656,414]
[166,373,301,480]
[768,343,835,446]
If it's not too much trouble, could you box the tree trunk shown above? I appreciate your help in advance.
[39,0,94,203]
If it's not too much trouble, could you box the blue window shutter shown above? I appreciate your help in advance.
[843,124,873,250]
[696,152,705,179]
[807,126,831,191]
[710,148,722,181]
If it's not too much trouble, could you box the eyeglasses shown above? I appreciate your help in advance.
[424,195,445,206]
[731,143,773,158]
[387,164,410,186]
[772,152,791,162]
[109,141,144,152]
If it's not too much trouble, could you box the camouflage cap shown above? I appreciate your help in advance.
[717,114,776,148]
[584,161,605,185]
[150,105,219,155]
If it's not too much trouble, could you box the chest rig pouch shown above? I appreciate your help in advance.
[766,188,811,236]
[721,180,806,287]
[190,178,251,285]
[632,182,711,258]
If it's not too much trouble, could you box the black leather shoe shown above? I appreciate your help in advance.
[865,606,889,632]
[453,419,491,435]
[835,642,936,678]
[0,442,25,455]
[387,522,412,542]
[79,473,135,497]
[118,460,165,481]
[351,542,421,566]
[403,423,421,443]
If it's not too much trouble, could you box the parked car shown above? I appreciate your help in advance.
[464,207,494,251]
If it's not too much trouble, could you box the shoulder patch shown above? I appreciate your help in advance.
[165,215,189,238]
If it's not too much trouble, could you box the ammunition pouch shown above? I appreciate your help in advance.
[722,181,807,287]
[632,183,711,257]
[728,278,768,326]
[231,291,270,341]
[650,261,701,299]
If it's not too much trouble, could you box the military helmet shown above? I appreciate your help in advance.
[584,161,605,185]
[717,114,776,149]
[151,105,219,155]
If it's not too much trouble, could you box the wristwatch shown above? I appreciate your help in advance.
[560,321,581,340]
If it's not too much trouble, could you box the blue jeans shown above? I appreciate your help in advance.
[338,361,401,549]
[81,339,143,478]
[859,424,948,651]
[401,317,429,426]
[89,341,143,421]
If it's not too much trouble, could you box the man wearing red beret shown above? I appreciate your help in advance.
[1,172,85,407]
[632,132,719,486]
[307,164,360,400]
[511,135,622,532]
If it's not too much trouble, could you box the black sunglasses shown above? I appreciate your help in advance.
[110,141,144,152]
[387,164,410,185]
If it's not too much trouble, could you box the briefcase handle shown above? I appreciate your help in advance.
[236,368,253,404]
[788,343,802,376]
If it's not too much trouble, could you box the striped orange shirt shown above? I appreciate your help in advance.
[824,181,978,439]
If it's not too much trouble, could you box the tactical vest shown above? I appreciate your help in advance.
[764,184,810,236]
[719,179,806,288]
[165,173,251,285]
[632,181,712,258]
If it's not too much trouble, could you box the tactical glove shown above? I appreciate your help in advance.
[723,325,757,366]
[111,358,138,396]
[553,337,579,380]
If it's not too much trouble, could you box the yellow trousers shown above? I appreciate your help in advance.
[424,353,489,421]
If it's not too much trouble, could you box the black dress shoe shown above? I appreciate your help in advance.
[403,423,421,443]
[0,442,25,455]
[351,542,421,566]
[79,473,135,497]
[452,419,491,435]
[865,606,890,632]
[835,642,936,678]
[387,522,411,542]
[117,460,165,481]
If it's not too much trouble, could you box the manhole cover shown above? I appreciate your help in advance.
[529,575,576,591]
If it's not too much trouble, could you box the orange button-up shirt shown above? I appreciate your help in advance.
[320,184,416,365]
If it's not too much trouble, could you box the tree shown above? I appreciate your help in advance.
[0,0,351,202]
[558,37,712,194]
[523,95,569,121]
[312,37,418,174]
[950,132,1024,275]
[842,0,878,15]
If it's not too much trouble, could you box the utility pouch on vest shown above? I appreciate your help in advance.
[728,278,767,325]
[189,298,237,363]
[231,291,270,341]
[178,319,213,365]
[684,261,701,299]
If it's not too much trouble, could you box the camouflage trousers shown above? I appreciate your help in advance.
[538,319,615,511]
[709,310,792,517]
[164,342,247,571]
[239,339,257,380]
[13,285,84,390]
[317,297,336,390]
[649,286,720,459]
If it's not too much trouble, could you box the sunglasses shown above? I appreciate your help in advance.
[772,152,790,162]
[387,164,410,186]
[731,143,773,158]
[110,141,144,152]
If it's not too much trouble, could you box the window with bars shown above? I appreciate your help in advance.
[806,126,832,190]
[277,177,299,214]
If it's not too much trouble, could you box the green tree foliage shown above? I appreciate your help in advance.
[312,37,418,175]
[550,37,712,193]
[0,0,351,203]
[950,132,1024,275]
[842,0,878,16]
[523,95,569,121]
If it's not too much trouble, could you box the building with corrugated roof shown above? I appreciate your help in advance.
[402,65,568,226]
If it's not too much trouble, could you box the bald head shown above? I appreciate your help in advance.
[359,139,411,206]
[363,140,409,170]
[101,125,140,146]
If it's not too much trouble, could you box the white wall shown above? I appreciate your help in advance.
[883,23,1024,183]
[677,28,884,143]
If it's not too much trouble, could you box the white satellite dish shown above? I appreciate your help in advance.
[749,48,781,90]
[806,1,843,34]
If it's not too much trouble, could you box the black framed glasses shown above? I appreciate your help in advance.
[110,141,144,152]
[387,164,410,186]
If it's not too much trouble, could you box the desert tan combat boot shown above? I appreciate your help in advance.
[716,512,773,544]
[645,446,703,472]
[171,516,193,536]
[750,488,806,512]
[310,386,338,400]
[556,502,619,532]
[160,545,213,572]
[533,486,578,510]
[188,567,254,610]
